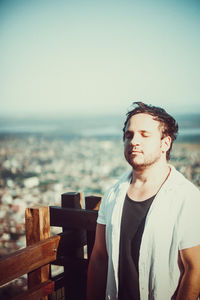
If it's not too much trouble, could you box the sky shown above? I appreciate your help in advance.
[0,0,200,118]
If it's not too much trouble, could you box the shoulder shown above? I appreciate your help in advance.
[97,170,131,224]
[98,169,132,210]
[168,165,200,198]
[102,170,132,202]
[160,165,200,215]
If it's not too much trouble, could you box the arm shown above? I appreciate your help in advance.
[86,224,108,300]
[176,244,200,300]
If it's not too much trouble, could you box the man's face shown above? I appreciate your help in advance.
[124,113,167,170]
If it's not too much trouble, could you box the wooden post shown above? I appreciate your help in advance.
[61,192,86,300]
[25,206,50,300]
[85,195,101,211]
[85,195,102,259]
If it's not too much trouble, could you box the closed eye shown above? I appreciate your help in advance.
[140,131,151,137]
[124,130,151,139]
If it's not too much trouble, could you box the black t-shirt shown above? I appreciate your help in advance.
[118,194,155,300]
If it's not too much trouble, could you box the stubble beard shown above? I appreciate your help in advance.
[126,152,162,171]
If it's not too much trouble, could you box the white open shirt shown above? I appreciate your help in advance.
[97,165,200,300]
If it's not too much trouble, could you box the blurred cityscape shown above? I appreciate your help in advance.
[0,132,199,258]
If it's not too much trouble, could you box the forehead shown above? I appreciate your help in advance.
[125,113,161,132]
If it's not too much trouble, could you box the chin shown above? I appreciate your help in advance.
[128,158,145,169]
[131,163,146,171]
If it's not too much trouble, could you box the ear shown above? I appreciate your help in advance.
[161,136,171,153]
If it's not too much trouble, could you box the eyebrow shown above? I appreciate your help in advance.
[125,129,152,134]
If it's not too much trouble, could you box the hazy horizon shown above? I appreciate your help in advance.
[0,112,200,141]
[0,104,200,119]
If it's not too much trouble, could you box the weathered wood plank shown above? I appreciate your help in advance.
[50,272,65,290]
[0,235,60,286]
[52,257,88,269]
[49,287,65,300]
[50,207,98,231]
[25,206,50,245]
[11,280,54,300]
[56,230,87,256]
[85,195,101,259]
[85,195,102,210]
[25,206,50,294]
[61,192,86,300]
[61,192,83,209]
[61,192,84,258]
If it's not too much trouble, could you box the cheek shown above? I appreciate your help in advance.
[124,141,129,150]
[144,139,162,151]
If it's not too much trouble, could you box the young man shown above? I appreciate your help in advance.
[87,102,200,300]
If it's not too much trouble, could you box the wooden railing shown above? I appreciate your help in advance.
[0,192,102,300]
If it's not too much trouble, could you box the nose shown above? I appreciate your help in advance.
[130,133,140,146]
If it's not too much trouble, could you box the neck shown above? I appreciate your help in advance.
[131,159,170,187]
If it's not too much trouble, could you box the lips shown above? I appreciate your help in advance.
[128,149,143,155]
[130,152,142,157]
[129,150,142,155]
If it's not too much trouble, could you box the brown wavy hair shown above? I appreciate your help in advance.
[123,102,178,160]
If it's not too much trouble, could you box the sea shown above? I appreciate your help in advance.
[0,113,200,143]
